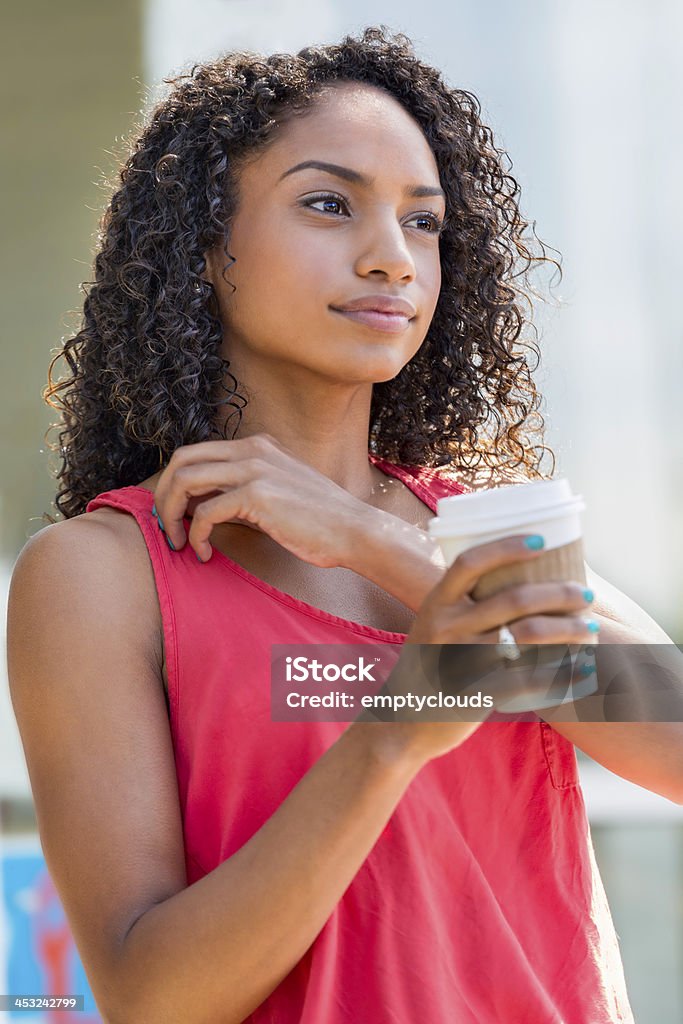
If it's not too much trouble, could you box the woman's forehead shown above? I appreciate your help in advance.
[284,83,428,144]
[244,84,441,188]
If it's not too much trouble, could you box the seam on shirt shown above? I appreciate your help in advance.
[187,850,208,877]
[208,553,408,643]
[540,721,580,790]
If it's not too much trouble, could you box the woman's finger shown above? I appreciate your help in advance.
[476,614,600,647]
[454,580,595,636]
[161,433,280,478]
[186,485,271,560]
[154,458,272,550]
[434,534,547,604]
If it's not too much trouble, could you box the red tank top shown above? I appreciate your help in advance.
[86,454,634,1023]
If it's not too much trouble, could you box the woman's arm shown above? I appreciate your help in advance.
[540,563,683,804]
[7,515,429,1024]
[339,508,445,611]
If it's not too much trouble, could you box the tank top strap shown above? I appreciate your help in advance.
[85,484,182,577]
[86,483,159,525]
[369,454,472,511]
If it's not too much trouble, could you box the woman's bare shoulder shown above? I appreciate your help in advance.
[16,504,153,582]
[11,505,164,677]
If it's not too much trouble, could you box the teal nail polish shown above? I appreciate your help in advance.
[151,502,158,518]
[584,619,600,633]
[166,534,175,551]
[583,588,594,603]
[196,551,203,562]
[579,663,596,676]
[523,535,545,550]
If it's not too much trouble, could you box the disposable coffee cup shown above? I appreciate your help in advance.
[428,477,598,713]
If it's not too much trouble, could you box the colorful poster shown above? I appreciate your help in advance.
[1,839,101,1022]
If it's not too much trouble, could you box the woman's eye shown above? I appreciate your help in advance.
[302,194,348,216]
[300,194,444,233]
[408,213,444,233]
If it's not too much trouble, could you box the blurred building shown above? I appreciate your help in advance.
[1,2,682,1021]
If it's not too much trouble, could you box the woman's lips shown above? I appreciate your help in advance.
[330,308,412,333]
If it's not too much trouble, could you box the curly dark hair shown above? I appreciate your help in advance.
[44,24,561,520]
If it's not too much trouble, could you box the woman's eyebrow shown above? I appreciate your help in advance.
[278,159,446,199]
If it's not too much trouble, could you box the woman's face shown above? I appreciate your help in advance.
[205,81,446,386]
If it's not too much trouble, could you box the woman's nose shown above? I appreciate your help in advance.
[353,216,417,283]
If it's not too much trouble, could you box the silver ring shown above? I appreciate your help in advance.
[497,624,521,661]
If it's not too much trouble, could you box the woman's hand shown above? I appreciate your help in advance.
[359,533,599,766]
[150,434,385,567]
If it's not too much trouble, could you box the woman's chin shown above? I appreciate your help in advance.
[320,349,411,384]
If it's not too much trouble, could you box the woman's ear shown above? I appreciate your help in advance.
[201,241,238,296]
[200,246,218,286]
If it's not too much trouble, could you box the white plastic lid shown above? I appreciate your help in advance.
[428,477,585,539]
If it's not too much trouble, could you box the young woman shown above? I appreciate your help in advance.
[8,25,678,1024]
